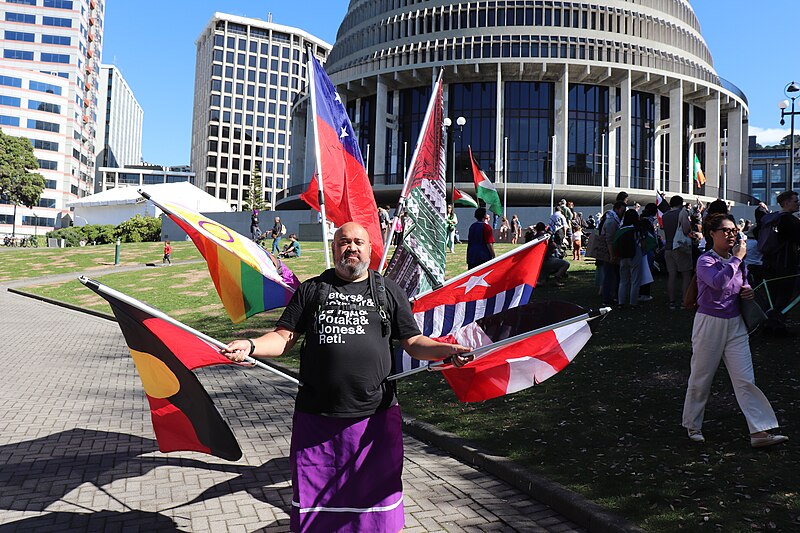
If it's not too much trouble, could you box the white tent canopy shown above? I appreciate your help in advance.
[66,182,230,226]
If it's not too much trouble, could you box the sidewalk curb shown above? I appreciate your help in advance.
[8,286,644,533]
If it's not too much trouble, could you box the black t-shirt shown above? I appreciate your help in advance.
[276,269,421,417]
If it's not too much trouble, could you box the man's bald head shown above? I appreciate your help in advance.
[334,222,370,246]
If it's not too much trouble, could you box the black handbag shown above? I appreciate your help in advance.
[740,297,767,335]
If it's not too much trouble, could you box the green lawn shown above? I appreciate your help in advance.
[13,240,800,532]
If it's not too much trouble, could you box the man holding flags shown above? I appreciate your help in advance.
[223,222,470,533]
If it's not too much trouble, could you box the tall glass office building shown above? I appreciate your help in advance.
[282,0,750,208]
[190,13,330,211]
[0,0,104,234]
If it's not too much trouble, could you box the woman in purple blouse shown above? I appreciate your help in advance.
[682,213,787,448]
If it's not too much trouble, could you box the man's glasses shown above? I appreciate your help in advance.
[714,228,738,235]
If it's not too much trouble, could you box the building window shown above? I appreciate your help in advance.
[41,34,71,45]
[3,49,34,60]
[5,0,37,5]
[32,139,59,151]
[27,119,60,133]
[0,115,20,127]
[42,16,72,27]
[0,95,21,107]
[41,52,71,63]
[4,30,35,42]
[43,0,74,9]
[29,80,62,95]
[38,160,58,171]
[0,75,23,88]
[28,100,61,113]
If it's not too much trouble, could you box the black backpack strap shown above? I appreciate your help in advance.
[369,270,391,337]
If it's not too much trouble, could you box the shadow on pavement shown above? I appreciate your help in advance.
[0,509,183,532]
[0,428,291,518]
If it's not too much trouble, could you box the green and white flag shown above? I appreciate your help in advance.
[453,188,478,208]
[469,146,503,216]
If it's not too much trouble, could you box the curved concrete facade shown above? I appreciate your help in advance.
[282,0,750,209]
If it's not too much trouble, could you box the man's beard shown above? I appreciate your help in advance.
[337,253,369,278]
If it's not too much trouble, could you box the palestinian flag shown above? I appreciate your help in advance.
[453,188,478,208]
[468,146,503,216]
[80,278,242,461]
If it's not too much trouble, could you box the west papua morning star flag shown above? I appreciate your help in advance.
[391,236,549,376]
[384,71,448,298]
[433,301,599,402]
[300,54,384,269]
[80,278,242,461]
[142,193,298,324]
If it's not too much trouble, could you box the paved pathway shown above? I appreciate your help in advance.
[0,270,586,532]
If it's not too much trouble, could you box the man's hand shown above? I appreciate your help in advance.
[220,340,253,363]
[740,286,755,300]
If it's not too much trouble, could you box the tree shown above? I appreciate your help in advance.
[779,134,800,147]
[248,168,268,212]
[0,129,46,236]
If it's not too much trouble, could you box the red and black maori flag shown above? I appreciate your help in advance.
[84,281,242,461]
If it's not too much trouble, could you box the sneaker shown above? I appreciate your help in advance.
[687,429,705,443]
[750,433,788,448]
[638,295,653,302]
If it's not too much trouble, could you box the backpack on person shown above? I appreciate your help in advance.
[756,211,783,258]
[612,227,637,259]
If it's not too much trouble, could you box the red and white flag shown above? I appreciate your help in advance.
[434,301,596,402]
[391,237,548,376]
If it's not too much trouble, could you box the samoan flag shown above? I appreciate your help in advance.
[80,278,242,461]
[391,237,549,376]
[143,193,298,324]
[300,54,383,269]
[433,301,596,402]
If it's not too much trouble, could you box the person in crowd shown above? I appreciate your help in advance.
[499,216,510,242]
[682,213,787,448]
[163,239,172,266]
[616,191,630,206]
[600,201,626,306]
[662,195,693,310]
[271,216,286,254]
[446,204,458,253]
[549,206,567,251]
[638,203,660,302]
[222,222,471,531]
[614,210,644,307]
[760,190,800,334]
[378,205,391,243]
[467,207,496,269]
[532,222,569,286]
[510,214,521,245]
[560,199,574,244]
[250,209,261,241]
[392,213,405,245]
[280,233,301,258]
[571,221,583,260]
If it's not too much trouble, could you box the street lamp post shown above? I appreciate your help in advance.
[778,81,800,188]
[443,116,466,205]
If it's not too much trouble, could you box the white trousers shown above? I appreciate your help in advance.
[682,313,778,434]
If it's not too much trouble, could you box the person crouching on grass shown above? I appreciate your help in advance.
[682,213,787,448]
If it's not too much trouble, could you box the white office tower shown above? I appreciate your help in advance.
[0,0,105,234]
[95,64,143,189]
[190,12,330,211]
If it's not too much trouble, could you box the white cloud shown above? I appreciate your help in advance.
[750,126,791,146]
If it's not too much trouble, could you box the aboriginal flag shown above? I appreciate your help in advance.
[81,278,242,461]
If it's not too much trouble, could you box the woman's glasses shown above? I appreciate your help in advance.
[714,228,738,236]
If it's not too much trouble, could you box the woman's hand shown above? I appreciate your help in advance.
[732,243,746,260]
[740,286,755,300]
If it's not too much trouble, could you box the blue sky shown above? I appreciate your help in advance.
[102,1,796,166]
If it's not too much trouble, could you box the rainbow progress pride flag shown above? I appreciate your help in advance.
[144,193,298,323]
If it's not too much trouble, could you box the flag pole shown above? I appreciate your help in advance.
[379,68,445,272]
[79,276,300,386]
[503,136,508,219]
[307,49,332,269]
[386,307,611,381]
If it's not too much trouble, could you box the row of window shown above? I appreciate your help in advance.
[208,94,289,116]
[212,33,299,60]
[5,30,73,47]
[0,95,62,114]
[210,63,297,90]
[336,1,710,68]
[3,49,71,63]
[212,49,300,75]
[209,79,289,103]
[6,0,72,8]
